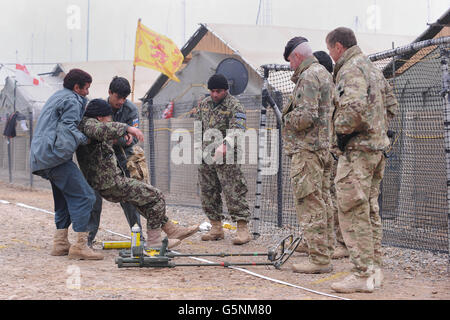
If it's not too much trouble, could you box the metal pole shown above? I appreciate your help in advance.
[13,80,16,113]
[7,80,18,184]
[29,111,33,188]
[147,99,156,186]
[380,42,396,219]
[7,116,12,184]
[167,117,171,194]
[252,69,270,238]
[368,36,450,61]
[86,0,90,61]
[276,105,283,228]
[439,45,450,264]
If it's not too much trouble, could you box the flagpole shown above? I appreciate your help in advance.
[132,18,141,102]
[132,64,136,102]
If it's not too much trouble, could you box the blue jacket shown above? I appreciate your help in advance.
[30,88,89,172]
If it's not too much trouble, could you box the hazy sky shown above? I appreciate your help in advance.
[0,0,449,64]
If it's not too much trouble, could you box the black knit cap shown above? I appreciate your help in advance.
[283,36,309,62]
[313,51,334,73]
[207,74,229,90]
[85,99,113,118]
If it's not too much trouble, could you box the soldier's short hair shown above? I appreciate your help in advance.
[326,27,357,49]
[109,76,131,99]
[63,69,92,90]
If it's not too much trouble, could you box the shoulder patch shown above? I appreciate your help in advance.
[235,112,246,120]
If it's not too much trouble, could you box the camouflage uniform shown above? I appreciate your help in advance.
[194,94,250,222]
[329,156,345,248]
[88,99,143,243]
[282,56,335,265]
[76,118,168,230]
[332,45,398,277]
[127,145,149,182]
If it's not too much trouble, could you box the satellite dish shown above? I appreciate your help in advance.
[215,58,249,96]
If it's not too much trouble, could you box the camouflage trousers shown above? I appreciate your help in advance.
[98,176,168,230]
[290,149,334,265]
[335,150,385,277]
[330,157,345,247]
[198,163,250,222]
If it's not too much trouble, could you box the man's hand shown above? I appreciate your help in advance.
[127,126,144,143]
[124,133,133,145]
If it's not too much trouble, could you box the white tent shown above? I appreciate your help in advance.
[0,75,61,119]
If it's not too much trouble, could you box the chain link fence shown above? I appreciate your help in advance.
[1,37,449,255]
[256,37,450,253]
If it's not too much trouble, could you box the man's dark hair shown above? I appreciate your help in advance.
[326,27,357,49]
[109,76,131,98]
[207,74,229,90]
[63,69,92,90]
[313,51,334,73]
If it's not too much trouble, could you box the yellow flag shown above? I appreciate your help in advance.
[134,20,183,82]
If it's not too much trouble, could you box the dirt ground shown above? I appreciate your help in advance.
[0,180,449,301]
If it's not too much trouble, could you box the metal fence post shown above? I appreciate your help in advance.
[147,99,156,187]
[439,45,450,261]
[29,111,33,188]
[252,68,269,238]
[7,115,12,184]
[276,99,283,228]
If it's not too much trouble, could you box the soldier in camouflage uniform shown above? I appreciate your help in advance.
[326,27,398,293]
[282,37,335,274]
[76,99,199,249]
[294,51,350,260]
[314,50,349,259]
[194,74,252,245]
[87,77,144,246]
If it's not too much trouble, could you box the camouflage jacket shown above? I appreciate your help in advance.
[282,56,334,155]
[194,93,247,161]
[76,117,129,191]
[333,45,398,152]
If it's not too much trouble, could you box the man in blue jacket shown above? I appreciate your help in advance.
[30,68,102,260]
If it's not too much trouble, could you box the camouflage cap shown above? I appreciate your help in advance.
[284,36,309,62]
